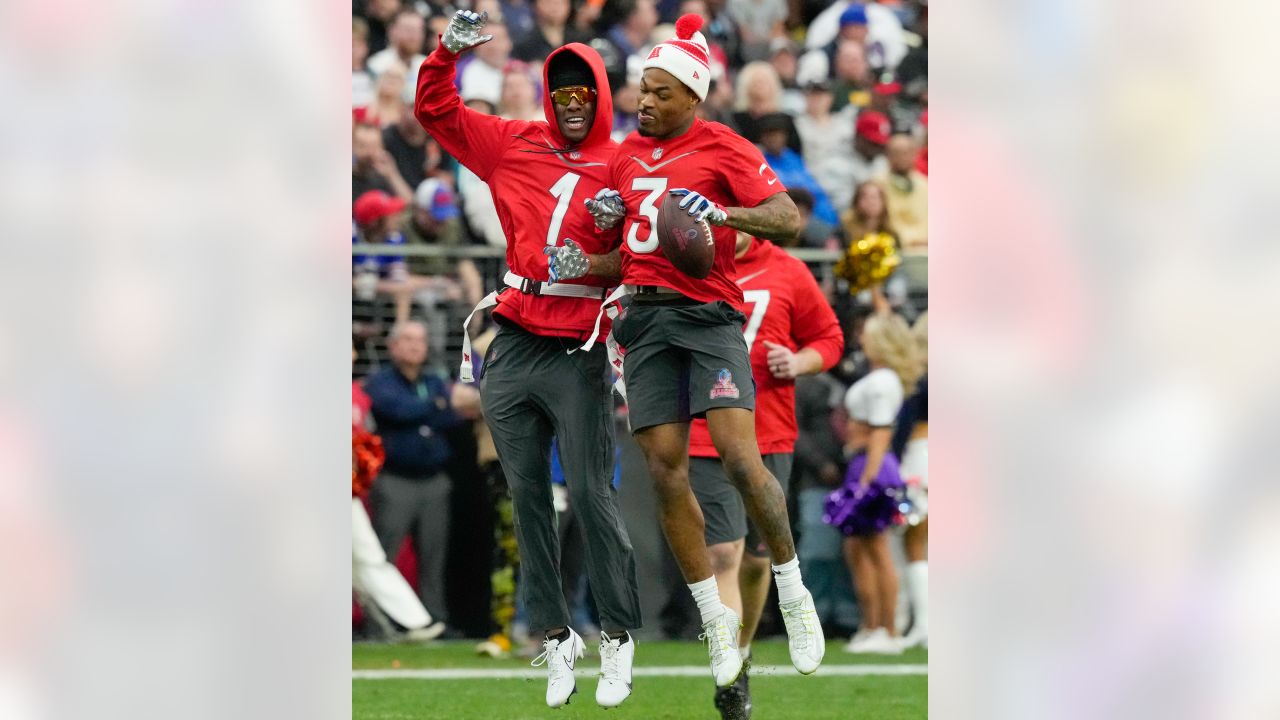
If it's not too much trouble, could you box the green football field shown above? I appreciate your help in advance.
[353,639,928,719]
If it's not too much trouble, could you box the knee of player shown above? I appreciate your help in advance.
[708,543,742,575]
[720,456,758,489]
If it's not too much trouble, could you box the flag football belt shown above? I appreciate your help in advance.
[457,272,611,383]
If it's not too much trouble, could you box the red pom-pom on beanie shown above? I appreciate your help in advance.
[675,13,703,40]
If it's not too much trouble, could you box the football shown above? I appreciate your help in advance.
[655,193,716,279]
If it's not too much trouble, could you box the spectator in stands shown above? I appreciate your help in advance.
[788,187,839,249]
[895,2,927,104]
[403,179,463,273]
[383,101,433,189]
[728,0,787,62]
[831,40,872,113]
[850,110,891,190]
[678,0,733,82]
[807,1,908,72]
[769,38,805,115]
[512,0,589,62]
[353,189,415,324]
[796,78,858,212]
[353,123,413,202]
[458,20,511,107]
[758,113,838,226]
[841,180,896,246]
[368,9,428,88]
[605,0,659,67]
[363,61,409,126]
[354,17,376,108]
[362,0,403,58]
[499,63,543,121]
[732,61,803,154]
[365,320,481,632]
[879,134,928,252]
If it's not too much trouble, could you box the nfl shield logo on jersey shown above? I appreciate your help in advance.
[652,147,663,160]
[710,368,740,399]
[570,151,581,160]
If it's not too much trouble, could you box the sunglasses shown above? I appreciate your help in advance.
[551,86,597,106]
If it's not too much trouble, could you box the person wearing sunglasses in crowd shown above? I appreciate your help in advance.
[413,10,641,711]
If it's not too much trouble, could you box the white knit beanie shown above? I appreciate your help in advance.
[643,14,712,101]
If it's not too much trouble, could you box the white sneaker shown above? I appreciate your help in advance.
[699,608,744,687]
[843,628,871,653]
[531,628,585,707]
[404,621,447,642]
[596,632,635,707]
[779,590,825,674]
[845,627,903,655]
[900,626,928,650]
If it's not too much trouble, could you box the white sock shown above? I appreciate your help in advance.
[688,576,726,625]
[772,556,806,604]
[906,561,928,634]
[738,644,751,661]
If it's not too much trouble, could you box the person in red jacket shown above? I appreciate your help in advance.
[582,14,825,690]
[687,232,844,718]
[414,11,640,710]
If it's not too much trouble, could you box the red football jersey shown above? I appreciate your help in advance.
[688,240,844,456]
[608,119,785,308]
[415,44,620,341]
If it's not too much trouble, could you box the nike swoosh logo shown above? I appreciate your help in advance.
[736,268,769,285]
[628,151,699,173]
[758,162,778,185]
[767,178,778,185]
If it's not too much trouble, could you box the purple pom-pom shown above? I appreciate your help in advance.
[823,452,905,536]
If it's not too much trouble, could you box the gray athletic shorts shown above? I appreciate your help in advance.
[612,298,756,433]
[689,453,793,557]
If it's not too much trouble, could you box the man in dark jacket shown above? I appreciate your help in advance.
[365,319,480,627]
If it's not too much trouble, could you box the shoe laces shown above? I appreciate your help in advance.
[531,637,561,668]
[598,633,622,682]
[780,599,815,653]
[698,615,736,666]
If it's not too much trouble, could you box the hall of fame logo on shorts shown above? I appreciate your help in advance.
[710,368,739,400]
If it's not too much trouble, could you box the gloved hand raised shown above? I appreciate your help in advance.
[442,10,493,55]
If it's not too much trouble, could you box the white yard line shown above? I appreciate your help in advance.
[353,665,927,680]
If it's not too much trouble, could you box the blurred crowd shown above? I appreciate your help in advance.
[350,0,928,648]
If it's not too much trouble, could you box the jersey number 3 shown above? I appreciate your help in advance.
[625,177,667,253]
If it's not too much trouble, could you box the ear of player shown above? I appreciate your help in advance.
[441,10,494,54]
[670,188,728,226]
[544,238,591,283]
[583,188,625,230]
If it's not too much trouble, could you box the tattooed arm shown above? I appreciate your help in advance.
[723,191,802,243]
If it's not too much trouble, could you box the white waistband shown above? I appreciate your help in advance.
[503,271,608,300]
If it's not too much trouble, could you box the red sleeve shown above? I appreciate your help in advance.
[414,45,518,182]
[716,130,786,208]
[789,262,844,370]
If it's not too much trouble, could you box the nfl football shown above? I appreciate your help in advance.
[655,193,716,280]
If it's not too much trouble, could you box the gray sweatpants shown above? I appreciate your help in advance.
[479,323,642,633]
[369,471,451,624]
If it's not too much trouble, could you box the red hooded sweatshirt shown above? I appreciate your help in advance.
[415,43,619,341]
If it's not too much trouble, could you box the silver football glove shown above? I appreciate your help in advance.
[583,188,626,230]
[544,238,591,284]
[670,188,728,225]
[442,10,493,55]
